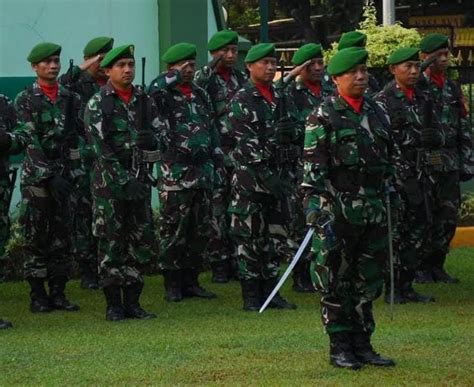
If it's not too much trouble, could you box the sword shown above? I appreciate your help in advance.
[259,227,315,313]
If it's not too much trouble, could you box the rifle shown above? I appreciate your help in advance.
[132,57,159,185]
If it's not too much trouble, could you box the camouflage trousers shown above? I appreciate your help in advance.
[312,217,387,335]
[158,189,211,271]
[421,171,460,270]
[19,186,73,279]
[0,180,12,280]
[228,190,290,281]
[92,194,155,287]
[72,174,97,274]
[207,186,232,264]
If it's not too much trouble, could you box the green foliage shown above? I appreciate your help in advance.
[223,0,260,29]
[1,248,474,384]
[459,192,474,226]
[324,0,421,67]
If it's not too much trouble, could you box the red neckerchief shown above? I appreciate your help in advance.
[426,68,446,89]
[398,84,415,102]
[38,79,59,103]
[255,82,273,104]
[115,87,133,104]
[216,66,231,83]
[304,80,321,97]
[176,83,193,99]
[340,93,363,114]
[97,78,107,87]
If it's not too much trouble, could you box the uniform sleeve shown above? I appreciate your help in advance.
[458,93,473,177]
[58,65,82,91]
[2,96,29,155]
[84,95,131,187]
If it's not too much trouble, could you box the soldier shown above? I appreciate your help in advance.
[281,43,334,293]
[375,47,437,303]
[0,93,29,328]
[195,30,248,283]
[15,42,83,313]
[222,43,298,311]
[416,33,473,283]
[302,47,396,369]
[84,44,161,321]
[337,31,381,95]
[149,43,218,302]
[59,36,114,290]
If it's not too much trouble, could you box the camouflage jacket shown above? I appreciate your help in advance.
[221,79,303,194]
[419,72,473,175]
[0,94,29,179]
[375,80,443,178]
[148,69,220,191]
[302,95,400,225]
[84,82,163,199]
[14,82,83,187]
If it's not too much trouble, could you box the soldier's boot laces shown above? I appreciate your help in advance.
[431,267,460,284]
[103,285,125,321]
[123,283,156,319]
[182,270,216,299]
[211,261,230,284]
[163,270,183,302]
[352,333,395,367]
[240,279,261,311]
[0,319,13,329]
[414,270,435,284]
[329,333,363,370]
[48,277,80,311]
[28,278,52,313]
[262,279,297,310]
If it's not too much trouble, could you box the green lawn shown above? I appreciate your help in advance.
[1,248,473,385]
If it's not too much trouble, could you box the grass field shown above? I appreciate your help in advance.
[1,248,473,385]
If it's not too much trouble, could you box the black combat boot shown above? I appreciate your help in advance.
[401,282,435,303]
[123,283,156,319]
[0,319,13,329]
[80,264,100,290]
[28,278,52,313]
[352,332,395,367]
[384,271,407,304]
[163,270,183,302]
[329,332,363,370]
[414,269,434,284]
[211,261,229,283]
[103,285,125,321]
[182,269,217,299]
[48,277,80,311]
[240,279,261,311]
[292,260,315,293]
[262,278,297,309]
[383,285,406,304]
[431,267,460,284]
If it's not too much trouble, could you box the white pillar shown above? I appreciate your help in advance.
[383,0,395,25]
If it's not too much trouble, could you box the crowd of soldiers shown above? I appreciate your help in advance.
[0,28,472,370]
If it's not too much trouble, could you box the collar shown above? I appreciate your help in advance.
[339,93,364,114]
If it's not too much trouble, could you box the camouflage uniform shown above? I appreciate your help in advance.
[375,80,442,298]
[223,79,302,293]
[417,73,473,277]
[15,82,83,281]
[59,65,102,286]
[84,82,162,287]
[149,69,219,298]
[194,65,247,279]
[302,95,399,335]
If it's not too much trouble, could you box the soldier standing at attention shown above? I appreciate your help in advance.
[15,43,83,313]
[195,29,247,283]
[223,43,298,311]
[59,36,114,290]
[0,93,29,328]
[415,33,473,284]
[84,45,162,321]
[149,43,219,302]
[375,47,438,303]
[302,47,397,369]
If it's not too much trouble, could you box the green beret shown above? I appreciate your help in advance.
[208,30,238,52]
[162,42,197,64]
[420,33,449,53]
[100,44,134,68]
[83,36,114,57]
[292,43,323,65]
[387,47,420,65]
[338,31,367,50]
[27,42,61,63]
[245,43,276,63]
[327,47,368,76]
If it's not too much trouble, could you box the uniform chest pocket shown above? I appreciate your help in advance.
[332,128,359,166]
[40,111,54,124]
